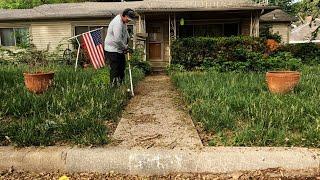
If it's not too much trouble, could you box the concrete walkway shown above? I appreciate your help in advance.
[113,75,202,149]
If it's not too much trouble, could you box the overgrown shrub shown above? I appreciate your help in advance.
[130,48,151,75]
[171,36,266,70]
[278,43,320,65]
[171,36,301,72]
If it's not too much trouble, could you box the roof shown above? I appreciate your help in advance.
[260,9,296,22]
[0,0,275,21]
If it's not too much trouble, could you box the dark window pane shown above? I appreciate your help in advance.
[15,28,29,46]
[179,25,193,38]
[194,24,223,37]
[224,23,239,37]
[207,24,223,37]
[75,26,89,36]
[0,28,15,46]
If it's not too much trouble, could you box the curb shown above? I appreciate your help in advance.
[0,147,319,175]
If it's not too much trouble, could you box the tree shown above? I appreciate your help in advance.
[296,0,320,39]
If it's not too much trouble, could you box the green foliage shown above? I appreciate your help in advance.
[0,0,135,9]
[171,66,320,147]
[171,36,265,70]
[259,24,282,43]
[130,48,151,75]
[171,36,301,72]
[278,43,320,65]
[0,0,87,9]
[0,65,145,146]
[266,52,302,71]
[296,0,320,39]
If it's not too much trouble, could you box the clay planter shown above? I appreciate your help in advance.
[266,71,300,94]
[23,72,55,94]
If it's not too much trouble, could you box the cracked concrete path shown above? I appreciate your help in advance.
[112,75,202,149]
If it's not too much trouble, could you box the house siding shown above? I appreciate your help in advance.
[270,23,290,44]
[30,22,72,51]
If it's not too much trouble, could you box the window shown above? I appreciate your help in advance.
[75,26,108,40]
[0,28,29,46]
[75,25,133,40]
[224,23,239,37]
[74,24,134,48]
[179,23,239,38]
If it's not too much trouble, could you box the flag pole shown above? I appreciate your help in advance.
[128,52,134,97]
[75,38,81,71]
[68,27,104,71]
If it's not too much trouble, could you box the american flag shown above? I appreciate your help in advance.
[81,30,105,69]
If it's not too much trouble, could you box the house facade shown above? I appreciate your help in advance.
[260,9,296,44]
[0,0,276,70]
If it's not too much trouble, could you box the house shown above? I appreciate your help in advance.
[260,9,297,44]
[290,17,320,44]
[0,0,276,70]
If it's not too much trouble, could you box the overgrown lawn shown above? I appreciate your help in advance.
[0,65,144,146]
[171,66,320,147]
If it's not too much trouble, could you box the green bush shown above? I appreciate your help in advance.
[171,36,266,70]
[266,52,302,71]
[130,48,152,75]
[278,43,320,65]
[171,36,303,72]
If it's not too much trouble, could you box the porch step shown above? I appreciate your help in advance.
[149,61,168,68]
[152,66,166,72]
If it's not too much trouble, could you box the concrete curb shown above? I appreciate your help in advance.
[0,146,319,175]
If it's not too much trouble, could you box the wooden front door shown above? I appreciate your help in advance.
[148,24,163,60]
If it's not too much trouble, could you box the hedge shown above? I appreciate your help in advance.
[171,36,301,72]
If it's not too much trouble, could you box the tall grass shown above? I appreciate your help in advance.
[0,65,144,146]
[171,66,320,147]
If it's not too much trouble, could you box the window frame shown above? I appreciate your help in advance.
[0,27,29,47]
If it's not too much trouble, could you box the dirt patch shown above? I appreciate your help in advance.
[1,167,319,179]
[112,75,203,149]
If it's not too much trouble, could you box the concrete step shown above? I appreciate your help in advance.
[149,61,168,68]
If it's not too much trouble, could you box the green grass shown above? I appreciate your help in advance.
[0,65,144,146]
[171,66,320,147]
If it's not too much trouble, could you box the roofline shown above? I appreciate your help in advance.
[136,6,278,13]
[0,14,116,22]
[0,6,278,22]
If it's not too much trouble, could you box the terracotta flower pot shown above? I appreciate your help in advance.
[266,71,300,94]
[23,72,55,94]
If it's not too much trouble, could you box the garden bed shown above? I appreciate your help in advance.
[0,65,144,147]
[171,66,320,147]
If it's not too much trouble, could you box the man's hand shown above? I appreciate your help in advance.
[123,47,133,54]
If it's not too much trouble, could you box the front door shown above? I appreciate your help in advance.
[148,24,163,61]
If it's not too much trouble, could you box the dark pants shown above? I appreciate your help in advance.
[105,51,126,87]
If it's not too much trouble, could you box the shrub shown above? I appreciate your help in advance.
[266,52,302,71]
[171,36,265,70]
[130,48,151,75]
[278,43,320,65]
[171,36,302,72]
